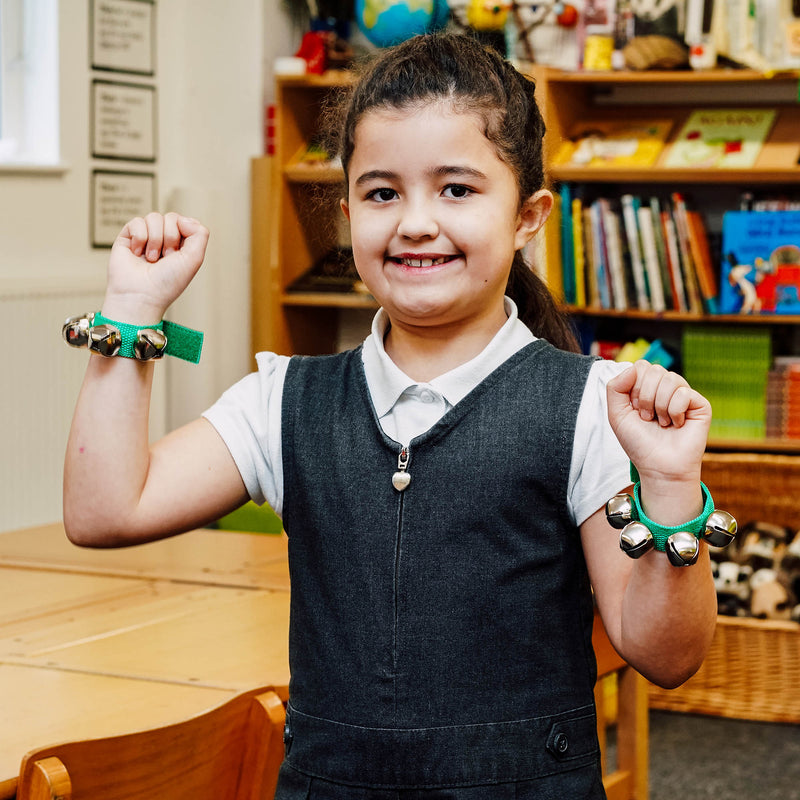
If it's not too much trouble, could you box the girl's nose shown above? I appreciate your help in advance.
[396,199,439,240]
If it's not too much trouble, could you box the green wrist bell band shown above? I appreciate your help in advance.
[62,311,203,364]
[607,462,737,565]
[628,462,715,551]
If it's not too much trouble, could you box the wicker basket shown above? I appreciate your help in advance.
[649,452,800,723]
[649,616,800,723]
[701,451,800,530]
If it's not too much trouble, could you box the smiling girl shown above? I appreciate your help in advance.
[64,32,719,799]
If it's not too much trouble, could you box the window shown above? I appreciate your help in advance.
[0,0,58,165]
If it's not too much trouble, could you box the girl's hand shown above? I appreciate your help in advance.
[606,360,711,483]
[102,212,209,323]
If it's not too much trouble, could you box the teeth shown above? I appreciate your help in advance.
[400,256,448,267]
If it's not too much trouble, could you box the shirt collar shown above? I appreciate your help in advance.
[361,298,536,419]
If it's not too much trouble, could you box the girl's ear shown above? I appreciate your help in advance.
[340,197,351,221]
[514,189,553,251]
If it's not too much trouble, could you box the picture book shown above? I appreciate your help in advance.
[664,108,777,169]
[553,118,674,169]
[720,210,800,315]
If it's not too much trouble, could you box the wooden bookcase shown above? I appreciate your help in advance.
[250,66,800,451]
[251,71,372,360]
[528,66,800,453]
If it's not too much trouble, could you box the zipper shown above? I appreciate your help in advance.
[392,446,410,682]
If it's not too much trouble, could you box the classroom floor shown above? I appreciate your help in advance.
[643,711,800,800]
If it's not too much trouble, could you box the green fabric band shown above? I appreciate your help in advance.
[94,313,203,364]
[629,462,714,551]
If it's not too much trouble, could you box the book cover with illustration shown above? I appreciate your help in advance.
[720,210,800,315]
[664,108,777,169]
[554,119,674,168]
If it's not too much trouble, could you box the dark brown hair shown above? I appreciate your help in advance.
[326,32,578,352]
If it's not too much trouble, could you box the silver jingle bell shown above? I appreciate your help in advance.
[606,493,634,530]
[666,531,700,567]
[134,328,167,361]
[62,313,95,348]
[703,509,738,548]
[88,323,122,358]
[619,522,655,559]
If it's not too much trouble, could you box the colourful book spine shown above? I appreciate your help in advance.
[590,200,612,310]
[648,197,674,310]
[671,193,704,314]
[600,198,628,311]
[559,184,576,304]
[661,211,688,312]
[620,194,650,310]
[686,209,719,313]
[572,196,587,307]
[637,205,667,312]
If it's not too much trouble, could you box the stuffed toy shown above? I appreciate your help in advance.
[712,560,752,617]
[750,568,793,621]
[739,521,789,572]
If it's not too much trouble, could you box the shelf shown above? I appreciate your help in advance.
[707,438,800,454]
[538,68,800,84]
[281,291,377,309]
[550,166,800,184]
[565,307,800,326]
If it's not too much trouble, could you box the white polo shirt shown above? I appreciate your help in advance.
[203,299,630,527]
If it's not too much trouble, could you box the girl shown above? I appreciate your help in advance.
[64,32,718,799]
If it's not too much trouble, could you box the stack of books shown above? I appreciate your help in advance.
[557,188,718,314]
[682,325,772,441]
[766,357,800,440]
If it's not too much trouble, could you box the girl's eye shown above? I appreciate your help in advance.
[443,184,473,199]
[366,188,397,203]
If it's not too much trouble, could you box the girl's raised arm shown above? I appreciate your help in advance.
[63,213,248,547]
[581,360,718,689]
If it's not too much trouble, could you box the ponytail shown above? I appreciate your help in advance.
[505,254,580,353]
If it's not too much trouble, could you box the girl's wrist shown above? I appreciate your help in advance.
[101,295,167,326]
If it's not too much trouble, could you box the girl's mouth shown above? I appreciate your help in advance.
[390,255,453,268]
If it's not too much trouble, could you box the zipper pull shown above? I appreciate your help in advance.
[392,447,411,492]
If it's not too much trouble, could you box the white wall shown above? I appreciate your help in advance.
[0,1,296,531]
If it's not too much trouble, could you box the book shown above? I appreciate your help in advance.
[583,206,601,307]
[720,210,800,314]
[686,209,719,313]
[637,205,667,312]
[620,195,650,310]
[589,200,612,309]
[648,197,674,310]
[661,211,688,312]
[599,198,628,311]
[559,184,576,304]
[670,193,704,314]
[664,108,777,169]
[553,118,674,168]
[571,196,587,307]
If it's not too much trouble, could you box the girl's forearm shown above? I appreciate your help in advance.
[63,353,156,546]
[619,544,717,688]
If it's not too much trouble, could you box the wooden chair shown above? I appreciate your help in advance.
[593,611,649,800]
[16,687,285,800]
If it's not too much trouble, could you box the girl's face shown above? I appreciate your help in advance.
[341,102,551,336]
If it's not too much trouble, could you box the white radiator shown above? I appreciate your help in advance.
[0,279,166,533]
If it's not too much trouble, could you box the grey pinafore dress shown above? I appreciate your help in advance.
[275,340,606,799]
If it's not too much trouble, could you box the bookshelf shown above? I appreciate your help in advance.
[250,66,800,451]
[530,67,800,453]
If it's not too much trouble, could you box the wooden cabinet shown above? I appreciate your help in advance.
[251,71,371,360]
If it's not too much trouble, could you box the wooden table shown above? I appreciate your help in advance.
[1,523,648,800]
[0,523,291,800]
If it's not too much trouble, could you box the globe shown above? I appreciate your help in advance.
[356,0,450,48]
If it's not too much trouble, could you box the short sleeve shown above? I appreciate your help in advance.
[568,360,632,527]
[202,351,290,515]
